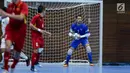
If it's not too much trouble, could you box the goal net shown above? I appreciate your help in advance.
[4,0,103,66]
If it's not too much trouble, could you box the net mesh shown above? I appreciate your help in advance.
[6,1,100,63]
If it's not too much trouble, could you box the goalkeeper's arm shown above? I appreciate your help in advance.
[80,29,90,38]
[68,29,75,37]
[80,33,90,38]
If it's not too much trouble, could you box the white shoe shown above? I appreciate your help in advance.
[2,70,8,73]
[36,64,43,68]
[31,66,37,72]
[10,68,14,73]
[33,68,37,72]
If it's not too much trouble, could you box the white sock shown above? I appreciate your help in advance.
[20,52,28,60]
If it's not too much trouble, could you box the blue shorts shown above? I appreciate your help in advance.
[70,38,89,49]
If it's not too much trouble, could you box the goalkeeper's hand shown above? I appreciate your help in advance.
[69,32,80,39]
[74,33,81,40]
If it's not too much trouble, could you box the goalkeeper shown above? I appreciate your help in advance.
[64,15,94,67]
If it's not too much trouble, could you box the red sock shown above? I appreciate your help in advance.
[11,59,19,69]
[31,53,37,66]
[4,51,10,71]
[36,53,40,64]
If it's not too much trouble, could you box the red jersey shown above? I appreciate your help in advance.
[31,13,45,37]
[6,1,28,29]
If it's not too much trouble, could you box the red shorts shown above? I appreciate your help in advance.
[32,36,44,49]
[5,24,26,52]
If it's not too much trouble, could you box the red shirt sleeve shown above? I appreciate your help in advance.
[31,15,38,25]
[21,3,28,16]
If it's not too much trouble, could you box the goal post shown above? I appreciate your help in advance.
[4,0,103,67]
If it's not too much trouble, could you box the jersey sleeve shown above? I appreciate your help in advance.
[21,3,28,16]
[30,15,37,25]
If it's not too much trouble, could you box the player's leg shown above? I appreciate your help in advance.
[10,44,24,72]
[64,40,80,67]
[3,40,12,72]
[35,48,43,67]
[0,38,6,64]
[10,27,26,73]
[35,37,44,67]
[31,38,39,72]
[20,52,30,66]
[11,50,21,72]
[0,52,2,61]
[81,39,94,66]
[31,49,38,72]
[64,47,74,67]
[1,38,14,69]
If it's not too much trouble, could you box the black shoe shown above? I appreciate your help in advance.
[1,66,4,69]
[26,57,30,66]
[1,65,10,69]
[30,66,37,72]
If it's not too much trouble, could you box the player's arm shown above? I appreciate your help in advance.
[68,29,75,37]
[0,8,25,20]
[80,28,90,38]
[30,23,51,36]
[0,3,28,21]
[30,16,44,33]
[6,13,25,21]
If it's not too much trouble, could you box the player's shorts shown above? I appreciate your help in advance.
[32,36,44,49]
[5,24,26,52]
[70,38,89,49]
[0,38,14,50]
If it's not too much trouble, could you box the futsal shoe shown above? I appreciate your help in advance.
[1,65,10,69]
[90,63,94,66]
[1,66,4,69]
[63,64,68,67]
[35,62,43,68]
[2,70,8,73]
[31,66,37,72]
[26,57,30,66]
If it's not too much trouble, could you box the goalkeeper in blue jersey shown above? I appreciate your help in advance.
[64,15,94,67]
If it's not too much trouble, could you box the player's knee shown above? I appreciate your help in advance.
[67,48,73,55]
[85,45,91,53]
[5,40,12,49]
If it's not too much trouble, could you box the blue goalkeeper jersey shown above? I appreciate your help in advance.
[71,22,89,35]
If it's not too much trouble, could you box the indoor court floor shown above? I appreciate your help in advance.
[0,63,130,73]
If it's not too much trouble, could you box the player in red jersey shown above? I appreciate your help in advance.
[30,5,51,72]
[0,7,30,70]
[0,0,28,73]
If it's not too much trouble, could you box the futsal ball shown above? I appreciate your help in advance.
[74,33,80,40]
